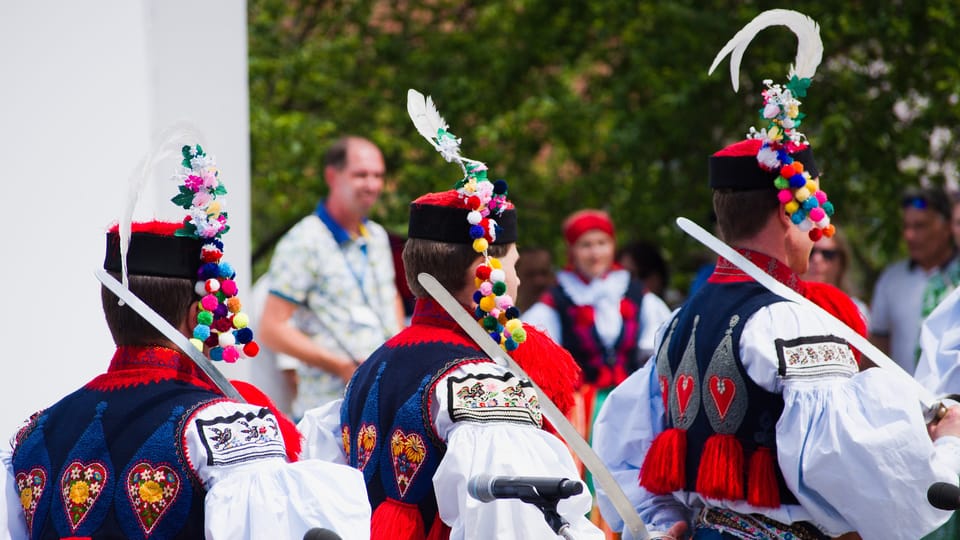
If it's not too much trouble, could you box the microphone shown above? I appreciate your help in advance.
[467,474,583,503]
[303,528,343,540]
[928,482,960,510]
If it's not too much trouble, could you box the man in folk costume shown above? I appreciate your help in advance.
[1,141,370,539]
[299,90,601,539]
[592,10,960,540]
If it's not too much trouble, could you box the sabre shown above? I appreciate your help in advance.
[676,217,943,416]
[95,269,245,402]
[417,272,664,540]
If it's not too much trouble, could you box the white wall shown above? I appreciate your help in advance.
[0,1,255,435]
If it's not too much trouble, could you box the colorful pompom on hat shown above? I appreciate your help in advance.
[406,89,526,352]
[104,143,260,363]
[708,9,836,241]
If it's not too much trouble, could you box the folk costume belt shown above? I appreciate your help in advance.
[695,507,828,540]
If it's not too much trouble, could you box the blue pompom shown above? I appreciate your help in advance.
[199,263,220,280]
[469,225,485,239]
[218,262,235,279]
[802,197,819,210]
[790,211,806,224]
[488,331,501,342]
[789,174,806,189]
[193,324,211,341]
[475,306,485,319]
[823,201,835,216]
[504,338,518,351]
[235,328,253,344]
[473,290,483,303]
[506,306,520,319]
[209,347,224,361]
[493,179,508,195]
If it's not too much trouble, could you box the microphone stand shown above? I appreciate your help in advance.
[513,486,577,539]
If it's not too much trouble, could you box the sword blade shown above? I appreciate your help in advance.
[95,269,245,402]
[676,217,937,409]
[417,272,653,539]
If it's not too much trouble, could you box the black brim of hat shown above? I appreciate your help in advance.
[104,232,203,279]
[710,147,819,190]
[408,204,518,244]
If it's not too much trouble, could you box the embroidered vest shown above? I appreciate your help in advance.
[341,331,486,534]
[550,278,646,387]
[11,379,221,539]
[642,281,798,507]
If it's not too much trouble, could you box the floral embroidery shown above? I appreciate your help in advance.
[341,425,351,457]
[126,462,181,534]
[390,429,427,498]
[356,423,377,472]
[775,335,858,379]
[15,468,46,532]
[60,460,107,532]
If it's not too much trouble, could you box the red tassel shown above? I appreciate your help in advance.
[426,511,451,540]
[696,433,744,500]
[639,427,687,494]
[747,446,781,508]
[372,498,426,540]
[230,380,302,462]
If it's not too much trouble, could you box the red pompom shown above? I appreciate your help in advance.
[808,228,823,241]
[696,433,744,500]
[780,164,796,178]
[243,341,260,357]
[475,265,492,280]
[747,446,781,508]
[639,428,687,494]
[467,195,482,209]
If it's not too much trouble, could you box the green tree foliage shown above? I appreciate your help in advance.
[249,0,959,296]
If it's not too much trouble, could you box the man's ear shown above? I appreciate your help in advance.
[181,300,200,338]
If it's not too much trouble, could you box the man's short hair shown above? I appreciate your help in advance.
[902,185,951,221]
[713,188,780,242]
[325,136,375,171]
[403,238,510,298]
[101,273,196,346]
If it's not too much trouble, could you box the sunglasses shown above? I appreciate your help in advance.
[810,248,839,261]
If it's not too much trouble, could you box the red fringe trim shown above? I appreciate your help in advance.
[371,499,426,540]
[512,325,581,414]
[696,433,744,500]
[639,427,687,494]
[426,511,451,540]
[231,380,302,462]
[747,446,781,508]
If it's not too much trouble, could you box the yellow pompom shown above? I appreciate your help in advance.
[489,258,502,269]
[233,313,249,329]
[475,277,483,288]
[189,338,204,351]
[479,295,496,312]
[473,238,489,252]
[794,187,810,202]
[505,319,523,333]
[784,201,800,214]
[805,180,817,193]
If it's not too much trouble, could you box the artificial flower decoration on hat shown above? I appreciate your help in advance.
[170,144,260,362]
[708,9,836,241]
[406,89,526,352]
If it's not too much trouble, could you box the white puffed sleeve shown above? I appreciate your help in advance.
[0,446,28,540]
[298,399,348,464]
[430,362,602,539]
[183,400,370,540]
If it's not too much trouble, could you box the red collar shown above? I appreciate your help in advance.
[85,345,221,392]
[707,248,806,294]
[410,298,470,333]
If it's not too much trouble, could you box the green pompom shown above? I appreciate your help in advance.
[492,282,507,295]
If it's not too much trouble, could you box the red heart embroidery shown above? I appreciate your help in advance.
[709,375,736,421]
[658,375,669,412]
[126,462,181,534]
[675,374,694,418]
[15,468,46,532]
[390,429,427,498]
[60,460,108,532]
